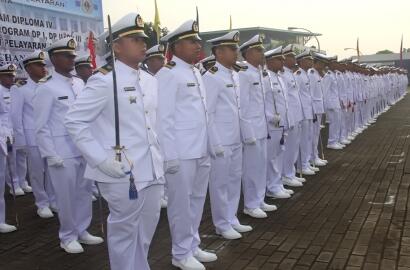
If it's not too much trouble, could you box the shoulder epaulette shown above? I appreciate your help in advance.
[295,70,302,75]
[310,69,315,74]
[38,75,52,83]
[97,63,113,75]
[165,61,176,69]
[208,66,218,74]
[15,80,27,87]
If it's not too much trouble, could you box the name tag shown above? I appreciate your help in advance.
[187,83,196,87]
[3,97,10,99]
[226,84,234,88]
[124,86,136,92]
[253,82,259,85]
[58,96,68,100]
[273,83,278,86]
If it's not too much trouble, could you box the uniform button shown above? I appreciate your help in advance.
[145,111,149,114]
[147,127,151,130]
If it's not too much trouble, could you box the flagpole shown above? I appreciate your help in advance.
[154,0,161,44]
[400,34,403,68]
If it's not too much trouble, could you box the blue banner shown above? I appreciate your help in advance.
[10,0,103,19]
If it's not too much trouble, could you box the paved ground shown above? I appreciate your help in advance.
[2,93,410,270]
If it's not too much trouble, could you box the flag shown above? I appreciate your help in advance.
[356,37,360,63]
[229,15,232,30]
[165,43,172,63]
[196,6,199,29]
[153,0,161,44]
[400,34,403,67]
[87,31,97,69]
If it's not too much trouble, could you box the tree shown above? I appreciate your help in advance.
[376,49,394,54]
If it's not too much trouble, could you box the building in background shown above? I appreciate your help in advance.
[200,26,322,57]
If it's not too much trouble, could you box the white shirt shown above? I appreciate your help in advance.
[65,60,164,188]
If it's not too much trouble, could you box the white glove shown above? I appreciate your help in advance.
[244,137,257,145]
[97,159,127,178]
[214,145,225,158]
[165,159,180,174]
[47,156,64,167]
[269,113,281,128]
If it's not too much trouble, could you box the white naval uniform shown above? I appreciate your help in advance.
[336,71,348,141]
[65,60,164,270]
[280,67,304,179]
[294,68,314,170]
[0,85,8,224]
[203,62,249,234]
[1,86,24,190]
[34,72,92,245]
[238,63,268,210]
[307,68,325,161]
[322,70,341,145]
[11,79,55,209]
[156,56,210,261]
[265,70,293,193]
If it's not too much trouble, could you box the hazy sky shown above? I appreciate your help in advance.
[102,0,409,58]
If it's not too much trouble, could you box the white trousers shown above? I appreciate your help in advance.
[48,157,92,244]
[209,143,242,233]
[340,109,349,141]
[354,102,363,130]
[166,156,210,261]
[0,151,6,224]
[282,124,301,179]
[297,120,313,170]
[326,109,341,145]
[98,182,162,270]
[266,129,285,193]
[26,146,54,209]
[311,114,323,161]
[6,148,27,189]
[242,138,267,209]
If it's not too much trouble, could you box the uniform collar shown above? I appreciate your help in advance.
[115,60,141,79]
[283,66,293,73]
[172,55,195,69]
[27,77,37,87]
[215,61,233,74]
[246,63,259,72]
[53,71,73,83]
[298,68,307,75]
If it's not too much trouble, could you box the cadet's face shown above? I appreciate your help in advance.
[52,53,76,72]
[314,61,325,70]
[76,65,93,81]
[0,74,15,89]
[26,63,47,79]
[216,46,238,66]
[175,38,202,63]
[146,56,165,74]
[115,36,147,65]
[298,58,314,70]
[284,55,296,68]
[246,47,264,66]
[267,57,283,72]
